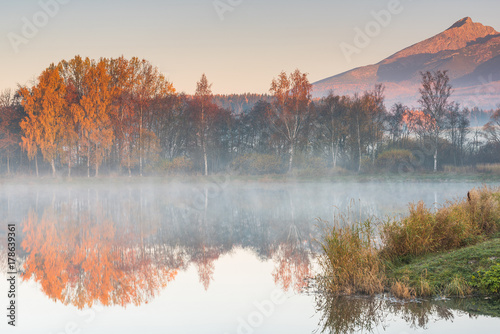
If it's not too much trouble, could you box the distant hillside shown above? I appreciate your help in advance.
[313,17,500,109]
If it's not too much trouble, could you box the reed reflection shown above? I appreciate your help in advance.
[315,293,500,334]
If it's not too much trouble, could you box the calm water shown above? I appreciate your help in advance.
[0,180,499,333]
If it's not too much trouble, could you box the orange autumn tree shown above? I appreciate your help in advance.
[72,59,115,177]
[402,109,437,141]
[108,56,137,176]
[21,206,178,309]
[19,65,67,177]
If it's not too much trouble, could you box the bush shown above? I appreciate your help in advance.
[231,153,282,175]
[160,156,193,174]
[472,263,500,294]
[375,149,415,173]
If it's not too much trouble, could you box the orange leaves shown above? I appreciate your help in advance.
[402,109,437,134]
[19,65,67,174]
[272,242,312,293]
[21,206,178,309]
[17,55,176,176]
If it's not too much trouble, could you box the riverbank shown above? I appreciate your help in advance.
[0,171,499,186]
[317,186,500,299]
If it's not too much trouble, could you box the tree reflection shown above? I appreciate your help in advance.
[16,184,323,302]
[192,246,220,291]
[315,293,499,334]
[21,207,178,309]
[272,224,312,293]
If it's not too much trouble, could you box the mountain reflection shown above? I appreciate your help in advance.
[16,185,318,308]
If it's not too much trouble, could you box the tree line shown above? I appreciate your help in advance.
[0,56,499,177]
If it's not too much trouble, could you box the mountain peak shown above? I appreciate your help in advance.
[384,17,498,62]
[447,17,473,30]
[313,17,500,109]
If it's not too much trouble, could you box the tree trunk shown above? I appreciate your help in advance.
[128,148,131,177]
[139,107,143,177]
[87,146,90,178]
[51,159,56,177]
[203,139,208,176]
[433,148,438,172]
[433,134,438,172]
[7,155,10,175]
[288,141,294,172]
[68,149,71,178]
[95,160,99,177]
[35,154,39,177]
[357,117,362,173]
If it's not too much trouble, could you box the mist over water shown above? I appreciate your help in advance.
[0,180,499,333]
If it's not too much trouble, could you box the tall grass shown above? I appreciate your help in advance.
[477,163,500,175]
[317,209,385,295]
[317,186,500,298]
[381,186,500,260]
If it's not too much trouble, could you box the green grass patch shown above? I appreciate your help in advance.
[387,237,500,296]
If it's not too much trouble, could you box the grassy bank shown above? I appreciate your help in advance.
[317,186,500,299]
[387,236,500,297]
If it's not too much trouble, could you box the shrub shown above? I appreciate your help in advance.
[472,263,500,294]
[375,149,415,173]
[160,156,193,174]
[477,163,500,175]
[231,153,282,175]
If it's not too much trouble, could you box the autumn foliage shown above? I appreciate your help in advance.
[21,207,178,309]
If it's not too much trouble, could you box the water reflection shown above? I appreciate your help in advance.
[14,184,319,308]
[2,181,493,314]
[21,207,178,308]
[315,293,500,334]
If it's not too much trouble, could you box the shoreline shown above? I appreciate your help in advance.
[0,172,499,185]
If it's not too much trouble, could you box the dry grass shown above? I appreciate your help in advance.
[416,270,434,297]
[477,163,500,175]
[390,278,415,299]
[381,186,500,260]
[444,275,472,297]
[442,165,476,174]
[317,218,385,295]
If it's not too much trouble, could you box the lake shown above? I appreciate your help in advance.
[0,179,499,333]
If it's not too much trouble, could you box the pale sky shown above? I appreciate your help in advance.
[1,0,499,95]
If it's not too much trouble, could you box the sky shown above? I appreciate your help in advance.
[1,0,499,95]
